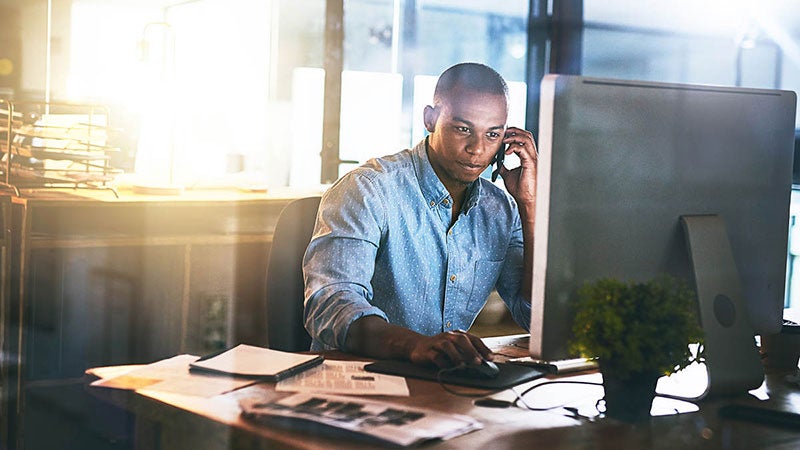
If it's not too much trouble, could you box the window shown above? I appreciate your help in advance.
[67,0,326,189]
[56,1,800,189]
[63,0,532,188]
[583,0,800,126]
[317,0,531,182]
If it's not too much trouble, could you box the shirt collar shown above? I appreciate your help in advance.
[463,179,481,212]
[413,137,483,212]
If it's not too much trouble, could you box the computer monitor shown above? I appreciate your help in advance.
[529,75,796,394]
[793,129,800,187]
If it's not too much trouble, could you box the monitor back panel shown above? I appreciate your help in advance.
[530,75,797,360]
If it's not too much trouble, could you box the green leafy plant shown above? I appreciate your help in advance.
[570,276,704,379]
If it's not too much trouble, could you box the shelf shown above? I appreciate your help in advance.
[1,100,122,197]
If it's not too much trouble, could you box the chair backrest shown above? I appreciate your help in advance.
[266,196,321,352]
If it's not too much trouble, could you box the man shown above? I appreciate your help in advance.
[303,62,537,368]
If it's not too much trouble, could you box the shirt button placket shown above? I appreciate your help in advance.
[444,222,458,334]
[445,274,457,331]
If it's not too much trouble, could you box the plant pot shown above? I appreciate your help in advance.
[600,366,661,422]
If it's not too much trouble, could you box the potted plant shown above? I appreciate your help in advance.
[570,276,704,422]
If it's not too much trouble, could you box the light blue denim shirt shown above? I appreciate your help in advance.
[303,138,531,351]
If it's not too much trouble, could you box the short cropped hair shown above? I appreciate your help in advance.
[433,62,509,106]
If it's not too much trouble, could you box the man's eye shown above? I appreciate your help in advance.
[456,127,470,134]
[487,132,500,139]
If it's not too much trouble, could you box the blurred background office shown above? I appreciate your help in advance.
[0,0,798,300]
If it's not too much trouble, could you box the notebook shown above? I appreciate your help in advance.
[189,344,323,381]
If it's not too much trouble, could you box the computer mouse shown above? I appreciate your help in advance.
[461,359,500,379]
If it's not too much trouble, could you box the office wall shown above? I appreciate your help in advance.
[16,0,65,98]
[0,6,22,96]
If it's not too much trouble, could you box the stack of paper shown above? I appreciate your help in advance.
[90,355,256,397]
[90,345,325,397]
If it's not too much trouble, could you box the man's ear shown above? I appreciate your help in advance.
[423,105,439,133]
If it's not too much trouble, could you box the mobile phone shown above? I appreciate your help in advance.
[491,144,506,182]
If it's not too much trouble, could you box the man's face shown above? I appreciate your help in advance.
[424,86,508,192]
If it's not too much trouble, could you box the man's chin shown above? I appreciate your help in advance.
[455,175,481,186]
[461,168,490,184]
[440,167,486,189]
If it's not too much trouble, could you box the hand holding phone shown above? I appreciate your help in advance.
[491,144,506,182]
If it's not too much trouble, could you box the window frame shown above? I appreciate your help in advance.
[318,0,584,183]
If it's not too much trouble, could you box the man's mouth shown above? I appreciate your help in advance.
[459,162,485,171]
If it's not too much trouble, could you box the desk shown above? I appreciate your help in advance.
[88,335,800,450]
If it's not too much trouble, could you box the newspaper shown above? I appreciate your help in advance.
[275,360,410,396]
[240,393,482,447]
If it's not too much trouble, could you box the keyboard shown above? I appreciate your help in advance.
[506,356,598,374]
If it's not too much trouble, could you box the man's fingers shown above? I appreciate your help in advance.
[429,332,480,367]
[504,127,534,144]
[411,331,494,368]
[504,127,538,159]
[434,338,464,367]
[466,333,494,360]
[447,331,486,365]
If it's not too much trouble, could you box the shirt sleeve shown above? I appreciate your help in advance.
[495,202,532,331]
[303,171,390,350]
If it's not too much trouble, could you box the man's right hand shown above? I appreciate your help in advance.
[408,330,494,368]
[345,316,494,368]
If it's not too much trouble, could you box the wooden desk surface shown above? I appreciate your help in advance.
[89,336,800,450]
[10,186,324,204]
[8,186,322,247]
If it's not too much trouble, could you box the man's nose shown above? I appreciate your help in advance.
[466,135,488,155]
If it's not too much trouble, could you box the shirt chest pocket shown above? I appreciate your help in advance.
[466,259,504,313]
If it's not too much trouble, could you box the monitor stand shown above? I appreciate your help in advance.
[680,215,764,399]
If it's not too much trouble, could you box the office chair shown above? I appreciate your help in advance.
[265,196,321,352]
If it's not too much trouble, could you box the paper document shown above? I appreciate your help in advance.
[91,354,258,397]
[240,393,482,447]
[276,360,410,396]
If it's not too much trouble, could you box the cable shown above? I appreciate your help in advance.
[653,391,703,402]
[512,380,604,411]
[454,373,699,421]
[437,367,698,418]
[435,371,606,412]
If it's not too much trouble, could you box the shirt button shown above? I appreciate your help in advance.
[449,274,456,282]
[443,198,450,206]
[430,200,435,207]
[448,229,453,235]
[446,321,452,328]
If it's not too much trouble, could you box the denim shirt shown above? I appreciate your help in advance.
[303,138,531,351]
